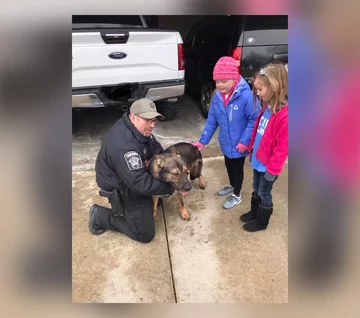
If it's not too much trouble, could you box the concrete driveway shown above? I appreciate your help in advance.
[72,96,288,303]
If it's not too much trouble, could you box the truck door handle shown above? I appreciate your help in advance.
[105,34,125,37]
[101,31,129,44]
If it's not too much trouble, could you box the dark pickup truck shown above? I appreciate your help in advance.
[184,15,288,118]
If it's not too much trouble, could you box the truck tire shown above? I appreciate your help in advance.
[200,81,213,119]
[156,100,178,121]
[72,109,80,133]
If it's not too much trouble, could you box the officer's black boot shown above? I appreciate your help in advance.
[88,204,107,235]
[240,191,261,222]
[243,203,273,232]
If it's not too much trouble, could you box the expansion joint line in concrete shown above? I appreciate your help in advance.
[161,203,178,303]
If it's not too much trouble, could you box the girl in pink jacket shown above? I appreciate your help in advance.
[240,62,288,232]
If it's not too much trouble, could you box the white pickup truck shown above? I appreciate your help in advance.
[72,15,185,128]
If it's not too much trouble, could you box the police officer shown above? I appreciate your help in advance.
[88,98,174,243]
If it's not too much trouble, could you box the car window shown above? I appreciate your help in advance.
[184,17,207,48]
[245,15,288,30]
[191,16,236,52]
[208,17,235,49]
[193,28,209,47]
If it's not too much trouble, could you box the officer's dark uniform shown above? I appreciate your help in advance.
[90,112,174,243]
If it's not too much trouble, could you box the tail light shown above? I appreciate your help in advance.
[231,47,242,74]
[178,43,185,70]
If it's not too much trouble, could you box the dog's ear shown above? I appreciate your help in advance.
[156,158,165,168]
[169,145,180,156]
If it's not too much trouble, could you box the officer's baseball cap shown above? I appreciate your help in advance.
[130,98,164,120]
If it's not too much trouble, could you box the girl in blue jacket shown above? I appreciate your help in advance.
[193,56,261,209]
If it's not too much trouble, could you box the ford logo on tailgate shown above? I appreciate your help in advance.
[108,52,127,59]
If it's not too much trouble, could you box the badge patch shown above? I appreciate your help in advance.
[124,151,143,170]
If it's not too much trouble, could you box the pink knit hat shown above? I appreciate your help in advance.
[213,56,239,80]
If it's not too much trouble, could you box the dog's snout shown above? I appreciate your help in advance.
[184,183,192,192]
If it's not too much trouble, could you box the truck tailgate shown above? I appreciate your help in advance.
[72,30,182,88]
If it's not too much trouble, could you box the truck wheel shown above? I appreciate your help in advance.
[200,82,212,119]
[156,100,178,121]
[72,109,80,133]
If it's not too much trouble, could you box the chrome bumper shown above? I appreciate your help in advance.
[145,84,185,101]
[72,93,105,108]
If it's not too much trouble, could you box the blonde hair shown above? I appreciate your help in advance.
[252,62,288,114]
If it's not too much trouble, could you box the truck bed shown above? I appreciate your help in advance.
[72,29,184,88]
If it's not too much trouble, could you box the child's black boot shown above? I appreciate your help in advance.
[243,203,273,232]
[240,191,261,222]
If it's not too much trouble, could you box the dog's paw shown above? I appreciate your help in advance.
[198,176,206,189]
[181,213,191,221]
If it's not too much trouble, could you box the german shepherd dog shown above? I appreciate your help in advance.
[148,142,206,220]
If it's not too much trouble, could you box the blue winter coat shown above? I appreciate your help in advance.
[199,77,261,158]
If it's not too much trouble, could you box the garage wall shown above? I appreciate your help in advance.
[156,15,204,42]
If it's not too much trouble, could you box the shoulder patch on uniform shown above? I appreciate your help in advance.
[124,151,143,170]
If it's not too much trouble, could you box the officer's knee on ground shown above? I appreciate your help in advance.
[137,232,155,243]
[131,210,155,243]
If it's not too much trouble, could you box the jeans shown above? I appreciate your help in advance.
[253,169,278,207]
